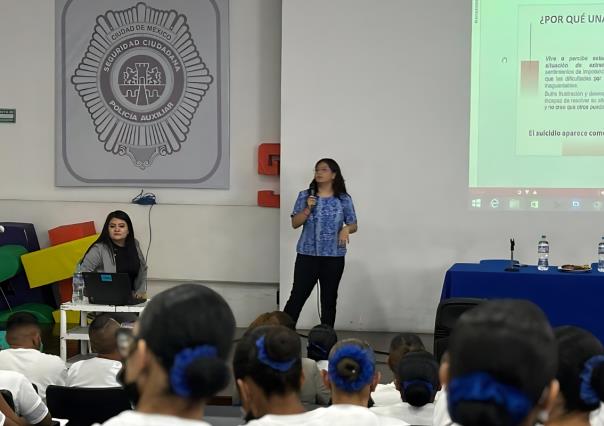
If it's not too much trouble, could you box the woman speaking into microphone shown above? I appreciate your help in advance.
[283,158,357,328]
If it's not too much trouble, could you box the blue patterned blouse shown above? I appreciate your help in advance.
[291,190,357,257]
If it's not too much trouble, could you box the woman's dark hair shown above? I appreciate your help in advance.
[307,324,338,362]
[397,350,439,407]
[83,210,137,258]
[309,158,348,199]
[448,299,557,426]
[554,326,604,413]
[388,333,425,373]
[138,283,235,400]
[328,338,375,393]
[233,325,302,397]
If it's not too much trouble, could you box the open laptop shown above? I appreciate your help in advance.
[83,272,137,305]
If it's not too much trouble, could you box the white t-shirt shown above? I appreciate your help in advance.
[371,402,434,425]
[590,404,604,426]
[97,411,212,426]
[66,357,122,388]
[246,404,409,426]
[0,370,49,424]
[372,382,402,407]
[0,349,67,400]
[432,388,458,426]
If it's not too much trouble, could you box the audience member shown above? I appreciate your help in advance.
[0,370,52,426]
[66,314,122,387]
[371,350,438,424]
[97,283,235,426]
[372,333,425,407]
[307,324,338,372]
[234,325,306,423]
[445,299,559,426]
[247,311,330,405]
[319,338,408,424]
[546,326,604,426]
[0,312,66,400]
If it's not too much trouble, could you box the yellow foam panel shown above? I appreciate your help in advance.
[52,309,80,323]
[21,234,98,288]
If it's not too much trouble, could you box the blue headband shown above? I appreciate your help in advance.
[328,344,375,393]
[448,372,533,425]
[580,355,604,405]
[403,379,435,395]
[255,335,296,372]
[170,345,218,397]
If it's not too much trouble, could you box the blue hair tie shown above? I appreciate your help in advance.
[255,335,296,372]
[580,355,604,405]
[403,379,434,394]
[170,345,218,397]
[448,372,533,425]
[328,344,375,393]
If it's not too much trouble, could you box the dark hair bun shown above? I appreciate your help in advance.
[337,358,361,381]
[265,327,299,362]
[591,362,604,402]
[184,357,230,399]
[452,401,512,426]
[404,383,432,407]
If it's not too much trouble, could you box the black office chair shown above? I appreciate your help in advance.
[46,386,131,426]
[433,298,483,363]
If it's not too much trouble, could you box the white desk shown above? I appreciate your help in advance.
[59,301,146,361]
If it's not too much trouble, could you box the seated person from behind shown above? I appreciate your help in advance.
[0,313,66,400]
[246,311,330,405]
[80,210,147,299]
[0,370,52,426]
[66,314,122,387]
[372,333,425,407]
[371,350,439,425]
[307,324,338,372]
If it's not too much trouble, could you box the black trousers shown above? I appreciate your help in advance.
[283,254,345,328]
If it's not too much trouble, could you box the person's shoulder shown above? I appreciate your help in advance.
[39,352,66,367]
[96,410,138,426]
[0,369,30,384]
[338,193,353,201]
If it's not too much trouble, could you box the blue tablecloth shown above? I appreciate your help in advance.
[442,260,604,343]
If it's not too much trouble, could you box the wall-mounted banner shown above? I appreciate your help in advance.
[55,0,229,188]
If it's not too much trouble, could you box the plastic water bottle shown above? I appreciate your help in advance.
[72,264,85,304]
[537,235,549,271]
[598,237,604,272]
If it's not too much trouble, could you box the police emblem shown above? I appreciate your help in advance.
[71,2,213,169]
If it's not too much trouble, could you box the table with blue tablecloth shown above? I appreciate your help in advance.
[442,260,604,343]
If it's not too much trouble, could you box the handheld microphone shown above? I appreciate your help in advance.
[309,184,316,198]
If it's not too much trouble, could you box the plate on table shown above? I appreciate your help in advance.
[557,264,592,273]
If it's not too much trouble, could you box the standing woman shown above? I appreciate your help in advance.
[80,210,147,297]
[284,158,357,328]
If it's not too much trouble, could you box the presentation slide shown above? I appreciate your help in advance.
[469,0,604,211]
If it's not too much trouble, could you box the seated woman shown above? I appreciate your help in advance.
[372,333,425,407]
[546,326,604,426]
[245,311,330,405]
[234,325,306,423]
[320,338,406,425]
[370,350,439,425]
[444,299,559,426]
[235,328,405,425]
[80,210,147,298]
[98,283,235,426]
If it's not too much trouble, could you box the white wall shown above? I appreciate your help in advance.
[280,0,604,332]
[0,0,282,325]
